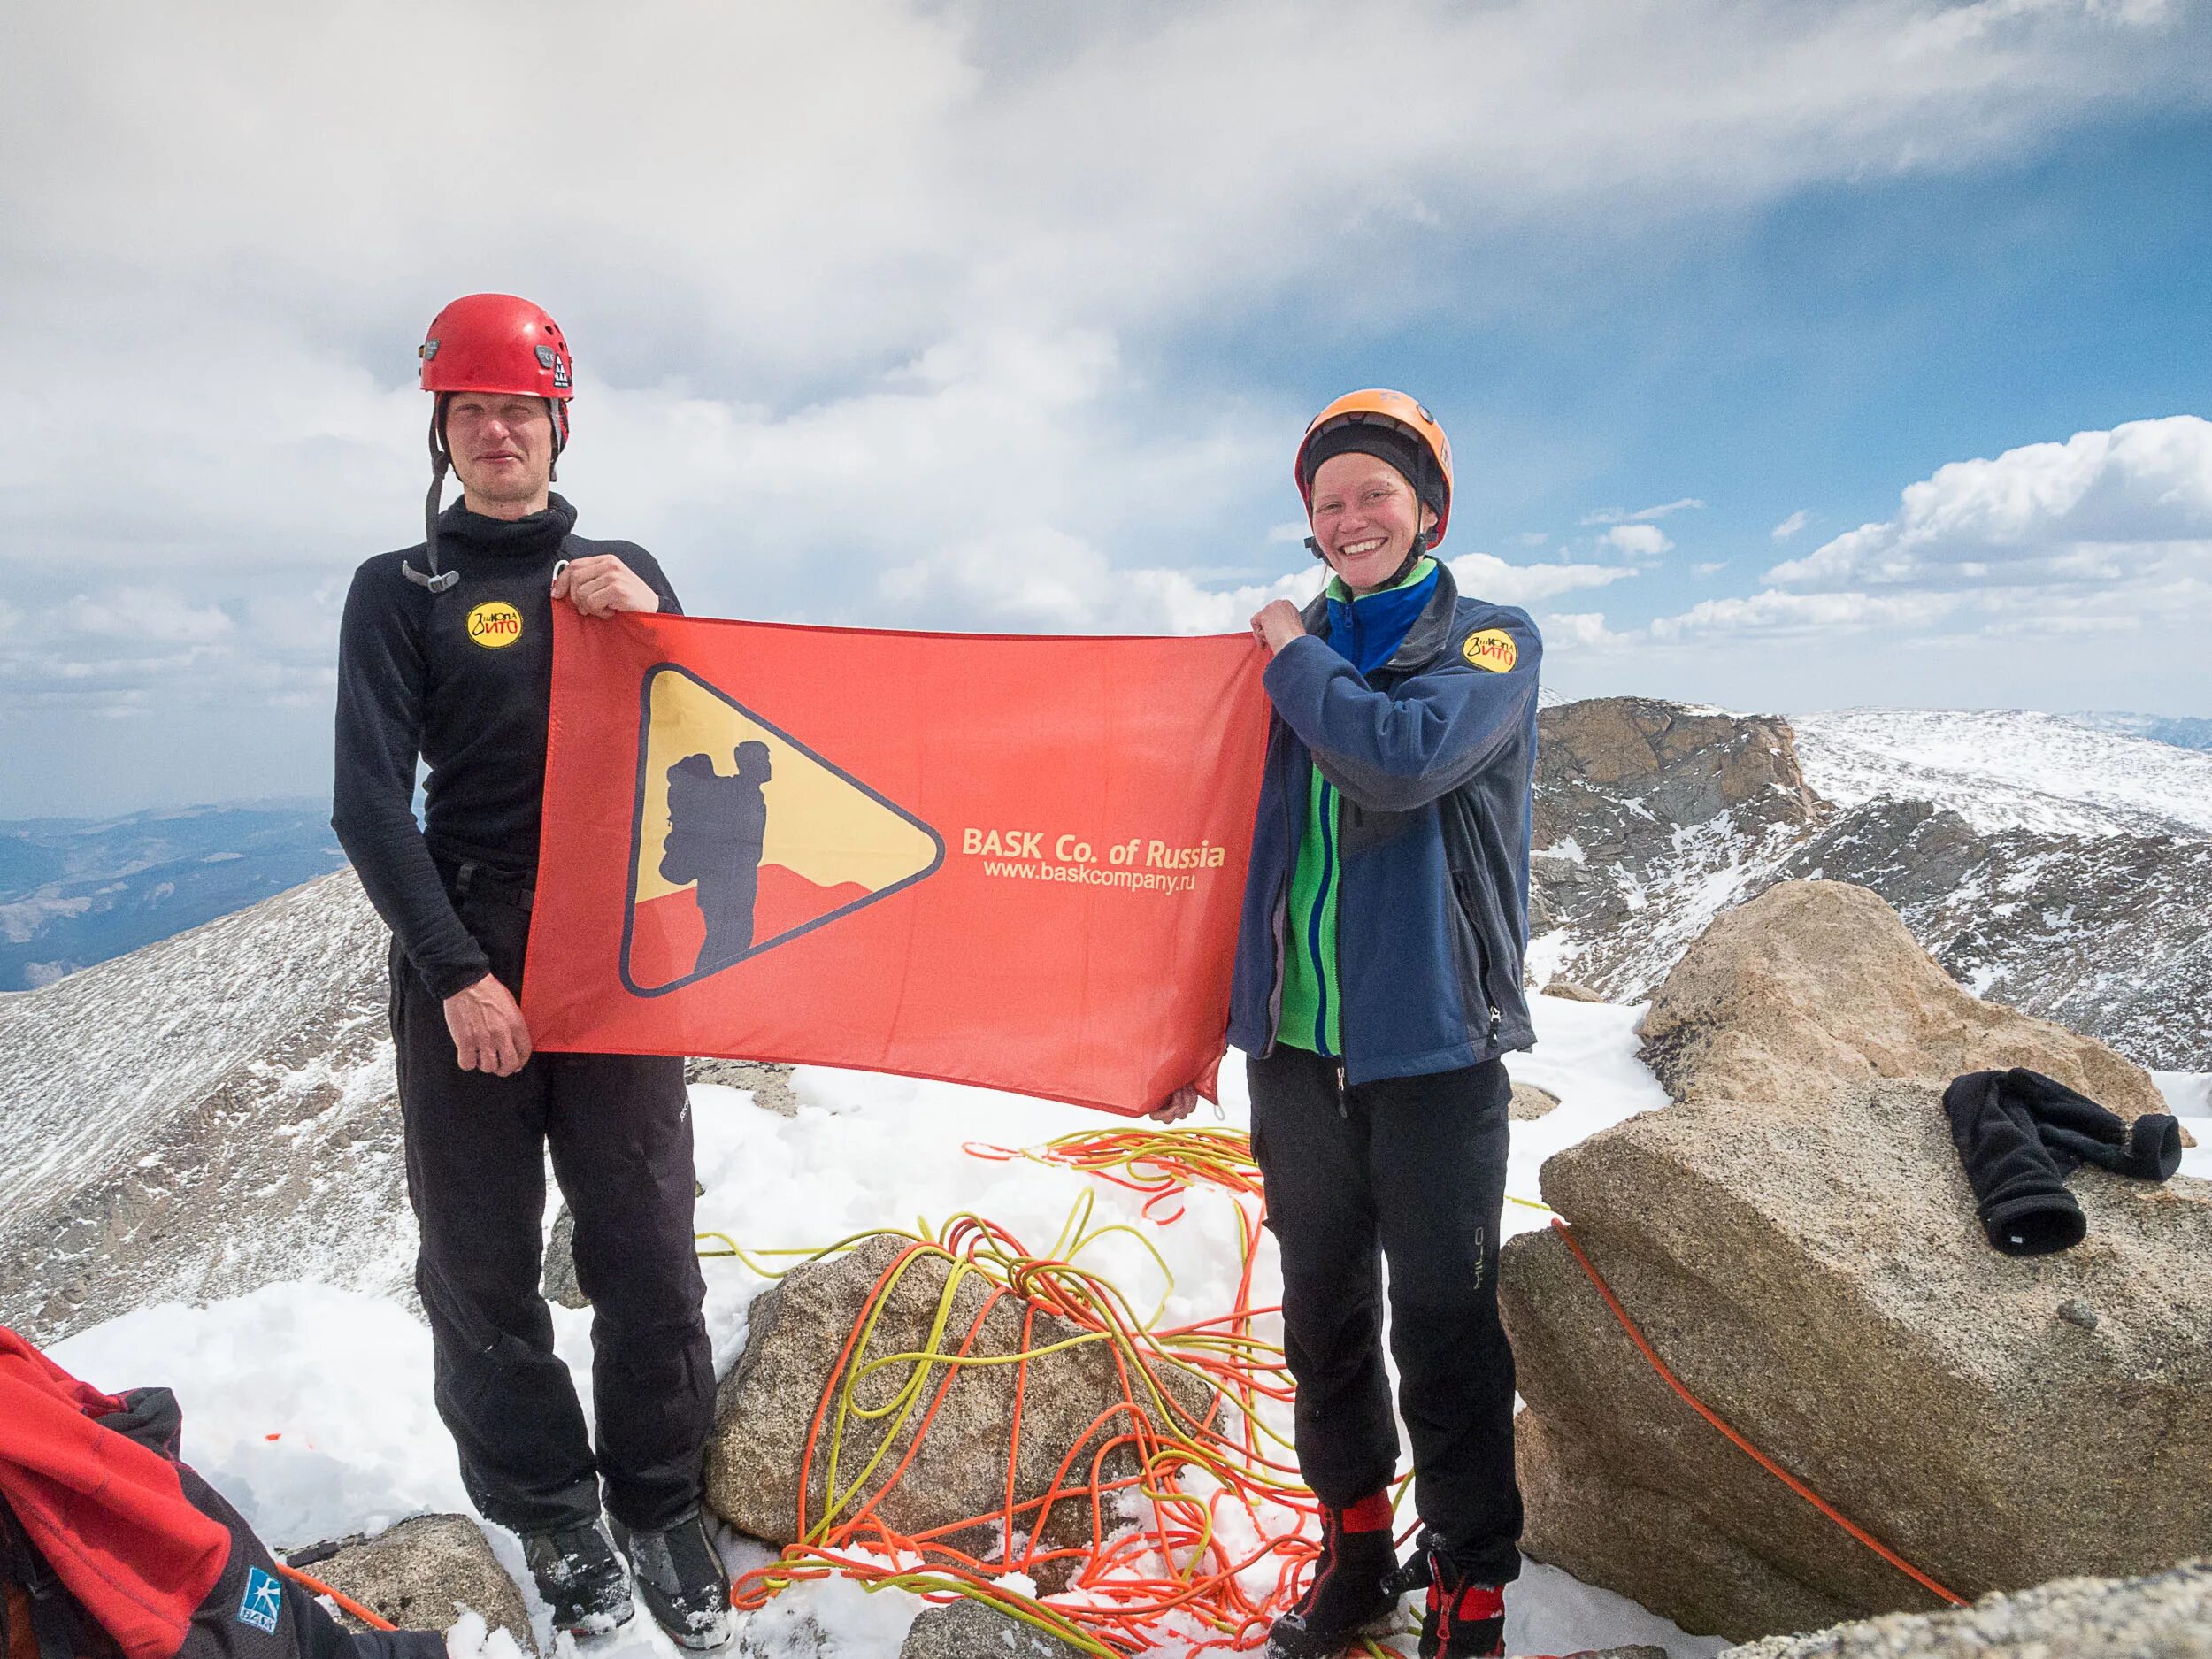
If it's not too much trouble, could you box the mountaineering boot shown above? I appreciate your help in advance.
[1264,1491,1401,1658]
[522,1518,634,1637]
[1417,1537,1506,1659]
[610,1509,733,1651]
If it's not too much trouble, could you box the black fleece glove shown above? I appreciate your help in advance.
[1942,1068,2183,1257]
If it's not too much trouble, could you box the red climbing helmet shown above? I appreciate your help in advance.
[405,294,576,592]
[419,293,574,444]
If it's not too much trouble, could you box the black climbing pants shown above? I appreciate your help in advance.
[1248,1047,1523,1584]
[390,880,713,1536]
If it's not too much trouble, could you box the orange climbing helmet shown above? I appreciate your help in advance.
[1294,388,1455,549]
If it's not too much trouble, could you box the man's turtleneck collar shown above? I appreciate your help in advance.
[438,492,578,559]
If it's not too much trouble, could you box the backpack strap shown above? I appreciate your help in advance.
[0,1503,87,1659]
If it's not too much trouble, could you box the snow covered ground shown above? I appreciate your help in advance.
[2158,1072,2212,1183]
[40,999,1747,1658]
[1790,709,2212,839]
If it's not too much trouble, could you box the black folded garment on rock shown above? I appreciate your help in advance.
[1942,1067,2185,1256]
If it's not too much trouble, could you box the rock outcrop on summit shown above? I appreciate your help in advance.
[286,1516,534,1655]
[1501,881,2212,1642]
[1638,879,2170,1123]
[1718,1559,2212,1659]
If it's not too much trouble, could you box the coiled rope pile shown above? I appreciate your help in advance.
[695,1125,1410,1655]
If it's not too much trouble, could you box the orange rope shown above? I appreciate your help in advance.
[710,1128,1968,1653]
[275,1563,399,1632]
[1548,1216,1968,1609]
[724,1128,1340,1655]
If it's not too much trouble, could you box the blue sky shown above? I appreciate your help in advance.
[1159,101,2212,600]
[1,0,2208,815]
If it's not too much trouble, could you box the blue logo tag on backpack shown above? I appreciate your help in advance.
[237,1566,283,1634]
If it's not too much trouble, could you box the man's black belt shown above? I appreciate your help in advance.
[444,858,537,914]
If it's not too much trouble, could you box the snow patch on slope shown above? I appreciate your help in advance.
[1791,709,2212,839]
[0,870,411,1338]
[1529,807,1808,1001]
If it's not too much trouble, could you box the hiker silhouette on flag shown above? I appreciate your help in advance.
[658,741,772,972]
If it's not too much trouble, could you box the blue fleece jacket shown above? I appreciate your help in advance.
[1276,558,1440,1056]
[1228,561,1541,1084]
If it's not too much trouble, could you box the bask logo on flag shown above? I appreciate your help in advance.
[625,666,943,993]
[525,609,1271,1114]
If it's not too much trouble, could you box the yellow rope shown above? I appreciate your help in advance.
[701,1125,1544,1655]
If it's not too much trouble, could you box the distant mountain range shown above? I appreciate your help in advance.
[0,803,349,992]
[2063,710,2212,751]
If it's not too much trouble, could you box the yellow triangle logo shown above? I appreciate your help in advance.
[622,666,943,994]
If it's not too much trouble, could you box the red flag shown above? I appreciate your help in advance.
[524,606,1270,1115]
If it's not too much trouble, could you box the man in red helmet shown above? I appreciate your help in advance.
[332,296,729,1649]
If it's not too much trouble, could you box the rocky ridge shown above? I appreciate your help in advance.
[0,870,411,1342]
[1532,699,2212,1071]
[0,866,803,1341]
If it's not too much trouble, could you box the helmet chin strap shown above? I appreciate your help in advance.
[403,396,460,593]
[1384,528,1433,588]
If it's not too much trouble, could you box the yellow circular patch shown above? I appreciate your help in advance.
[466,602,525,649]
[1462,628,1517,673]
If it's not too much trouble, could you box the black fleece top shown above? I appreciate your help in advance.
[332,495,681,998]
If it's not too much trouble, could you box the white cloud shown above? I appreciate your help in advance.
[9,1,2201,366]
[1600,524,1674,559]
[1583,498,1704,526]
[1586,416,2212,679]
[1770,509,1810,540]
[879,532,1318,635]
[1648,588,1955,640]
[3,2,2211,804]
[1515,532,1550,548]
[1537,611,1636,650]
[65,589,234,645]
[1694,560,1726,575]
[1448,552,1639,606]
[1768,416,2212,591]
